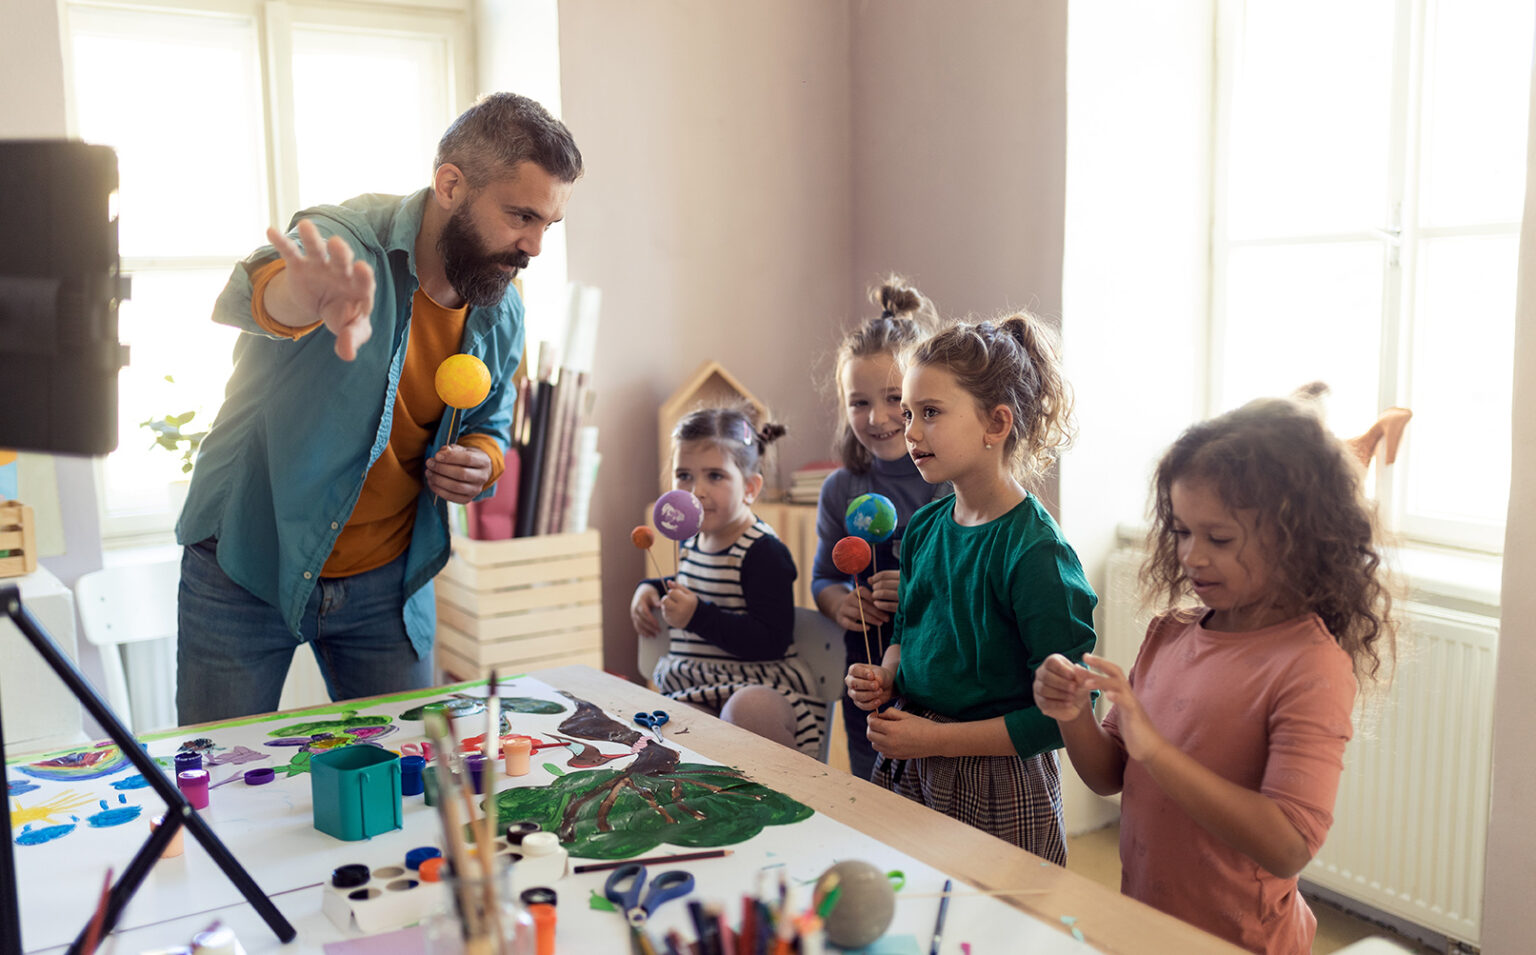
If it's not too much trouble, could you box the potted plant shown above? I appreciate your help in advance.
[140,409,208,475]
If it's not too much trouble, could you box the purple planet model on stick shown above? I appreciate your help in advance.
[652,490,703,541]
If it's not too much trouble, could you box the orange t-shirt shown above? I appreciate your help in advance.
[250,261,505,577]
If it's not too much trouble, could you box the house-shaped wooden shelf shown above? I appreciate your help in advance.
[657,360,768,494]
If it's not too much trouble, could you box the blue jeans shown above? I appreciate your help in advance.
[843,632,879,781]
[176,538,433,724]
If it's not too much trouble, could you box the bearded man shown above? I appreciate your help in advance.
[174,93,581,722]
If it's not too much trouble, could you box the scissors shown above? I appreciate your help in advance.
[604,863,694,927]
[633,710,670,743]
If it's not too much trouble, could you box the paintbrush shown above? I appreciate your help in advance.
[481,672,501,942]
[447,712,502,951]
[80,866,113,955]
[424,710,482,939]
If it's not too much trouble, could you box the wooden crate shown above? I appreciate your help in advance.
[0,501,37,579]
[434,529,603,680]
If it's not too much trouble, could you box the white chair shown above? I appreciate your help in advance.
[637,606,847,762]
[74,559,180,733]
[790,606,847,763]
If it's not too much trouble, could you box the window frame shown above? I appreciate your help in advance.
[60,0,474,546]
[1207,0,1522,555]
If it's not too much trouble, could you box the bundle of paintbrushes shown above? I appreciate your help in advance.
[422,672,516,954]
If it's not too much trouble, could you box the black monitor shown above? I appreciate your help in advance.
[0,140,128,455]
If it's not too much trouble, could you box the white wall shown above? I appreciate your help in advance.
[1480,48,1536,954]
[557,0,856,676]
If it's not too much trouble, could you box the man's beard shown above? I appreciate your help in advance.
[437,204,531,308]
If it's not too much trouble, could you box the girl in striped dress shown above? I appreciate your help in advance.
[630,405,824,756]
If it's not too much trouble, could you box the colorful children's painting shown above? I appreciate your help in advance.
[6,675,1092,954]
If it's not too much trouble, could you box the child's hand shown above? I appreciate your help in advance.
[865,707,939,760]
[659,580,699,629]
[1033,653,1094,722]
[834,586,890,632]
[1081,653,1168,765]
[845,662,894,711]
[630,584,663,637]
[868,570,900,614]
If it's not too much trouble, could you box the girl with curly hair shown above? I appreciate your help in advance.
[1035,396,1396,955]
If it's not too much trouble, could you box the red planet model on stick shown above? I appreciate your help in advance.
[833,536,876,664]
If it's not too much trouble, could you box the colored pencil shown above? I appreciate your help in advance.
[929,878,952,955]
[572,848,733,873]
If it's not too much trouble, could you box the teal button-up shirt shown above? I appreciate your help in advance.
[176,189,525,657]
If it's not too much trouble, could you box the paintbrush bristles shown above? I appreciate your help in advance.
[423,711,482,938]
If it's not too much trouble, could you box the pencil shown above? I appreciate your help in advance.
[572,848,733,873]
[929,878,952,955]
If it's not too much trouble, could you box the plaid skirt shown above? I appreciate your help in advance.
[870,701,1067,864]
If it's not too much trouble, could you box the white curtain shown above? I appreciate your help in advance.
[1482,30,1536,952]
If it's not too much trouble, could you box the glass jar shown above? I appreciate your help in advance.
[423,857,536,955]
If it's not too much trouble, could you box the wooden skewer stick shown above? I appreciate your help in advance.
[852,576,873,665]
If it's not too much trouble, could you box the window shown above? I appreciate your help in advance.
[62,0,471,541]
[1210,0,1530,553]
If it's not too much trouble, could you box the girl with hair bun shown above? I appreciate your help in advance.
[631,403,824,755]
[845,311,1097,860]
[812,275,943,780]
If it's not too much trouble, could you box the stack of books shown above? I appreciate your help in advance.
[785,461,837,505]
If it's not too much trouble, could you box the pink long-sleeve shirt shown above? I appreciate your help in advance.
[1102,610,1357,955]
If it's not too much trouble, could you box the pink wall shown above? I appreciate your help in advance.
[558,1,857,676]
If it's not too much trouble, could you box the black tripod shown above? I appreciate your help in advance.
[1,584,296,953]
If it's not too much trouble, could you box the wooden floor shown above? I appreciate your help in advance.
[827,710,1436,954]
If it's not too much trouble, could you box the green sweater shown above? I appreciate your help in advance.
[894,494,1098,759]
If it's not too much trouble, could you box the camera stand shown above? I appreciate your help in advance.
[1,583,296,953]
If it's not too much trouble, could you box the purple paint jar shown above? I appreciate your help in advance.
[177,769,210,810]
[465,754,486,794]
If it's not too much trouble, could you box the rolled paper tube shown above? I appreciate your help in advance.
[244,767,275,785]
[423,766,439,807]
[505,820,542,844]
[150,813,184,859]
[399,754,426,796]
[173,751,202,774]
[465,754,486,794]
[503,737,533,777]
[177,769,210,810]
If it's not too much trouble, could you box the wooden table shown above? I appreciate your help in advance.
[13,666,1243,954]
[546,666,1241,955]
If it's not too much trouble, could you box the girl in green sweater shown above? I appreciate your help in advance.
[845,313,1097,861]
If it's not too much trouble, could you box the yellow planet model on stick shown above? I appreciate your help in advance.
[434,354,492,446]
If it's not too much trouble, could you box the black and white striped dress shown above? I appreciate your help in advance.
[651,518,825,757]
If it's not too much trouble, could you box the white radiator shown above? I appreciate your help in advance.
[1101,538,1496,948]
[1305,600,1496,947]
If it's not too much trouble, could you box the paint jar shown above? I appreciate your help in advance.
[423,766,439,807]
[503,737,532,777]
[150,813,184,859]
[422,857,536,955]
[177,769,210,810]
[173,751,202,774]
[465,754,486,794]
[400,754,426,796]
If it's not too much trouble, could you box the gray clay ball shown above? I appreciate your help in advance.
[818,859,896,949]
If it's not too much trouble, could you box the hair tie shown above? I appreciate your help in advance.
[736,421,755,446]
[880,309,895,320]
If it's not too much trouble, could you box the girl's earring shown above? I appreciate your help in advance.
[984,441,993,450]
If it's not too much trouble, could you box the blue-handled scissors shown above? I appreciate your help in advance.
[604,863,694,927]
[633,710,669,743]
